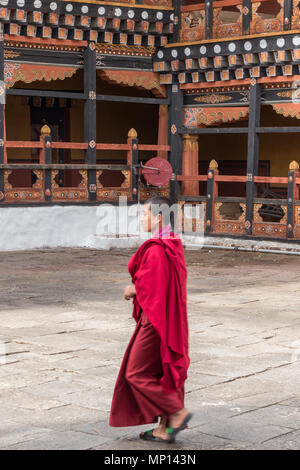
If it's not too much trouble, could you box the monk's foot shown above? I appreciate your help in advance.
[152,427,172,441]
[168,408,191,430]
[139,427,174,443]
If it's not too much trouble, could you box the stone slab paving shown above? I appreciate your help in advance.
[0,247,299,450]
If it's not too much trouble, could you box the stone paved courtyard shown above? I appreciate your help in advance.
[0,246,300,450]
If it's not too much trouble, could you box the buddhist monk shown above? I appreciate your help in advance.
[109,196,192,443]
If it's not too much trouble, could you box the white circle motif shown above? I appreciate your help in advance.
[292,36,300,46]
[260,39,267,49]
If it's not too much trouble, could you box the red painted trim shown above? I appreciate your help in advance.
[138,144,171,151]
[215,175,246,182]
[52,142,88,149]
[96,144,130,151]
[254,176,289,183]
[181,79,251,90]
[258,75,300,84]
[5,141,43,148]
[177,175,208,181]
[4,34,87,47]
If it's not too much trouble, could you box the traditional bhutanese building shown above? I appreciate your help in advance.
[1,0,300,245]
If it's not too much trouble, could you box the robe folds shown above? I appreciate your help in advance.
[109,228,190,427]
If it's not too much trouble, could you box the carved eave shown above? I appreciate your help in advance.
[0,0,175,47]
[154,32,300,86]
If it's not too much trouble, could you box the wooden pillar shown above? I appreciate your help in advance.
[168,85,183,206]
[181,134,199,196]
[287,160,300,238]
[172,0,183,43]
[0,30,4,201]
[205,0,213,39]
[206,159,219,234]
[283,0,292,31]
[41,125,52,203]
[242,0,252,35]
[84,41,97,201]
[127,128,138,202]
[245,81,261,236]
[157,104,168,159]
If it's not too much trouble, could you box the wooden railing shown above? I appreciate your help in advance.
[177,158,300,239]
[0,126,171,204]
[180,0,296,42]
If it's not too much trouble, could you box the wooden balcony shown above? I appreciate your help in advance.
[180,0,296,43]
[177,158,300,240]
[0,126,170,205]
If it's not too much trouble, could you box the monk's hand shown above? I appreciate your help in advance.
[124,285,136,300]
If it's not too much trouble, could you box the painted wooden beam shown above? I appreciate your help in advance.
[205,0,213,40]
[0,30,4,199]
[245,81,261,235]
[168,85,182,207]
[84,41,97,201]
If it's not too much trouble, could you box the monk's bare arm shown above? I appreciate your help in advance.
[124,284,136,300]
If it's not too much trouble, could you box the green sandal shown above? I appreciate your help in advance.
[165,412,193,439]
[139,429,175,443]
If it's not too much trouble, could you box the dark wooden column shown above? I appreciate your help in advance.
[206,160,219,234]
[283,0,292,31]
[287,161,299,238]
[41,125,52,203]
[173,0,183,43]
[242,0,252,35]
[168,84,183,207]
[245,81,261,236]
[127,128,139,202]
[205,0,213,39]
[0,31,4,201]
[84,41,97,201]
[168,0,183,214]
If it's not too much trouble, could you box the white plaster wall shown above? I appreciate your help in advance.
[1,204,298,253]
[0,204,143,251]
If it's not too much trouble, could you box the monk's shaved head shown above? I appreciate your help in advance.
[144,196,171,226]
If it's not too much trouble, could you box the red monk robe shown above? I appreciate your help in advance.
[109,225,190,427]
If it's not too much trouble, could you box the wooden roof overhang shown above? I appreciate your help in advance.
[0,0,174,48]
[154,31,300,87]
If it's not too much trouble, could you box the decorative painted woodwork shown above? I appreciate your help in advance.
[98,69,167,98]
[180,9,205,42]
[183,106,249,127]
[4,63,78,87]
[250,0,284,35]
[213,4,243,39]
